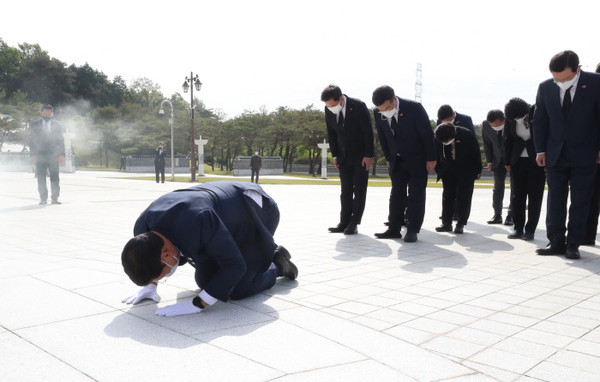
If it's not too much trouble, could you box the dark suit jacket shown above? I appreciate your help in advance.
[154,149,165,167]
[482,120,510,170]
[504,105,538,166]
[374,97,436,172]
[437,112,475,136]
[435,126,482,181]
[533,70,600,167]
[324,95,374,166]
[29,118,65,160]
[133,181,279,302]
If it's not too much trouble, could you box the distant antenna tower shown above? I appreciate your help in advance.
[415,63,423,103]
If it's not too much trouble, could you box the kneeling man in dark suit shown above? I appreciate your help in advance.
[121,181,297,316]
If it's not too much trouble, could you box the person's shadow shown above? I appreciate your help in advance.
[333,234,393,261]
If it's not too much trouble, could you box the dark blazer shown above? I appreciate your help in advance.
[437,112,475,136]
[504,105,538,166]
[133,181,279,302]
[154,148,166,166]
[374,97,436,172]
[533,70,600,167]
[29,118,65,159]
[435,126,482,181]
[482,120,509,171]
[324,95,374,166]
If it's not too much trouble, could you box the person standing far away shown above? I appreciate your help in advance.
[250,150,262,183]
[154,142,166,183]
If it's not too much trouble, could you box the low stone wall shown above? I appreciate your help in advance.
[0,152,75,172]
[233,156,284,176]
[125,155,191,173]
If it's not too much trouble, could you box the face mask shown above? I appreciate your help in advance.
[42,116,51,122]
[155,254,178,282]
[443,139,455,146]
[380,109,396,119]
[554,72,578,91]
[327,104,342,115]
[491,124,504,131]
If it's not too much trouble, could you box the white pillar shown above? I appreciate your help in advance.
[62,126,75,173]
[194,136,209,176]
[317,139,330,179]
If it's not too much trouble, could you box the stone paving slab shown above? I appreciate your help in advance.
[1,171,599,381]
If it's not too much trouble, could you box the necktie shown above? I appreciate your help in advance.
[497,130,502,144]
[337,111,344,129]
[563,86,572,117]
[391,116,398,137]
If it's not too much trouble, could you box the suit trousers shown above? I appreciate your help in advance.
[510,158,546,234]
[155,164,165,183]
[388,159,427,233]
[545,159,596,246]
[441,172,475,226]
[251,168,260,183]
[584,164,600,243]
[35,157,60,202]
[492,166,512,217]
[338,163,369,225]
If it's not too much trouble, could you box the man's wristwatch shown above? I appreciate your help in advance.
[192,296,205,309]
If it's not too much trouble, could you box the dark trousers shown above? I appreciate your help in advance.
[388,159,427,233]
[441,172,475,226]
[251,168,260,183]
[584,164,600,243]
[155,164,165,183]
[338,163,369,226]
[510,158,546,234]
[492,166,512,217]
[545,160,596,246]
[35,158,60,202]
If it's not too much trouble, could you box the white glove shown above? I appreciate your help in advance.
[155,300,203,316]
[122,284,160,305]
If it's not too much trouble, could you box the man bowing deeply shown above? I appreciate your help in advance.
[121,181,298,316]
[534,50,600,260]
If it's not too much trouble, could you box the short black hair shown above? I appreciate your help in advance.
[437,105,454,121]
[549,50,579,73]
[434,123,456,143]
[596,62,600,73]
[504,98,530,121]
[320,85,342,102]
[486,109,505,123]
[121,232,164,286]
[372,85,395,107]
[41,104,53,112]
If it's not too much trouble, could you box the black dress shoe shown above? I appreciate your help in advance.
[536,242,566,256]
[404,231,418,242]
[328,223,347,233]
[51,200,62,205]
[454,224,464,234]
[343,223,358,235]
[565,245,581,260]
[273,246,298,280]
[508,230,523,239]
[435,224,453,232]
[39,200,47,205]
[504,216,514,226]
[487,215,502,224]
[375,229,402,239]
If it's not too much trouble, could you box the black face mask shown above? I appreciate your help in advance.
[42,116,52,122]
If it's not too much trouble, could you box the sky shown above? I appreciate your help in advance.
[2,0,600,124]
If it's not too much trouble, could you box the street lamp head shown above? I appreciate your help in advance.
[158,108,165,115]
[194,78,202,91]
[182,80,190,93]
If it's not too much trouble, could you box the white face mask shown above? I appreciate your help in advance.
[443,139,455,146]
[380,109,396,119]
[491,124,504,131]
[154,254,179,283]
[327,104,342,115]
[554,72,579,91]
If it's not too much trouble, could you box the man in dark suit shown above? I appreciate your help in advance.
[154,142,166,183]
[534,50,600,260]
[482,110,513,225]
[250,150,262,183]
[437,104,475,136]
[29,104,65,205]
[372,85,436,242]
[583,62,600,246]
[321,85,374,235]
[121,181,298,316]
[434,123,482,234]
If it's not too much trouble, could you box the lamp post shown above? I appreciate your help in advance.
[158,99,175,181]
[182,72,202,181]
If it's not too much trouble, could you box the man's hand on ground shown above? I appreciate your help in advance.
[122,284,159,305]
[155,301,203,316]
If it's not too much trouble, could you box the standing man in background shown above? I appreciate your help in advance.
[250,150,262,183]
[321,85,374,235]
[154,142,166,183]
[534,50,600,259]
[29,104,64,205]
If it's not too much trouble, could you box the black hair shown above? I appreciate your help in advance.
[437,104,454,121]
[549,50,579,73]
[486,109,505,124]
[596,62,600,74]
[434,123,457,143]
[320,85,342,102]
[504,98,530,121]
[372,85,395,107]
[121,232,164,286]
[41,104,53,112]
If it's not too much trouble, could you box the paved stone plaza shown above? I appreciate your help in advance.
[1,170,600,381]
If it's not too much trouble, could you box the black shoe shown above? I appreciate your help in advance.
[487,215,502,224]
[404,231,418,242]
[384,221,390,226]
[39,200,47,205]
[508,230,523,239]
[343,223,358,235]
[328,223,347,233]
[454,224,464,234]
[51,200,61,205]
[273,246,298,280]
[522,232,535,241]
[581,239,596,246]
[565,245,581,260]
[375,229,402,239]
[504,216,514,226]
[435,224,453,232]
[536,242,566,256]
